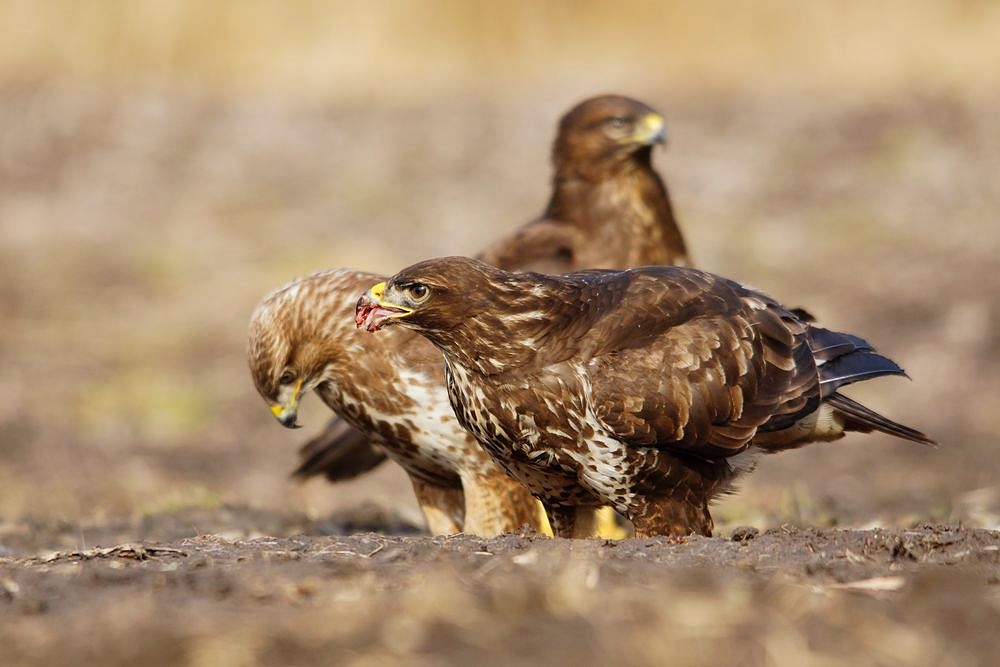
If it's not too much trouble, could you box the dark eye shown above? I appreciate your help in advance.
[407,283,429,301]
[278,370,297,385]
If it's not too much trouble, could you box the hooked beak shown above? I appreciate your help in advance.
[355,281,413,332]
[634,112,667,146]
[269,378,303,429]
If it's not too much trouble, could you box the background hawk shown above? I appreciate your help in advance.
[356,256,935,538]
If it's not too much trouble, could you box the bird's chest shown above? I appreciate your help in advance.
[579,182,661,266]
[444,361,597,490]
[316,371,480,482]
[444,360,649,509]
[444,363,520,453]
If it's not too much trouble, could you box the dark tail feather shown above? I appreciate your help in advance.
[819,351,908,396]
[807,325,874,359]
[827,392,936,446]
[292,418,387,482]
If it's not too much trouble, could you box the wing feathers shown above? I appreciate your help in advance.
[580,268,929,456]
[588,271,820,457]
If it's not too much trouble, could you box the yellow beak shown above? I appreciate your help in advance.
[356,281,413,332]
[269,378,303,429]
[634,112,667,145]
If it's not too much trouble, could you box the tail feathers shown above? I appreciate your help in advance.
[292,418,388,481]
[819,350,908,396]
[807,325,874,360]
[827,392,936,446]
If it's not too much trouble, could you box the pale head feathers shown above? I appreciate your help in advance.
[247,269,382,402]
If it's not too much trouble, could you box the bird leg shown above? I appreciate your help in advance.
[589,506,633,540]
[543,505,615,538]
[461,470,549,536]
[410,479,464,535]
[630,497,714,538]
[544,505,580,538]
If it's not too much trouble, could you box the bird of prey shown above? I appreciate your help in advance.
[284,95,688,530]
[475,94,688,272]
[355,256,935,538]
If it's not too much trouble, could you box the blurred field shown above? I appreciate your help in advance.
[0,2,998,665]
[3,0,1000,98]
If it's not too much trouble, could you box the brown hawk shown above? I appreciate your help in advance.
[355,256,935,538]
[274,95,688,534]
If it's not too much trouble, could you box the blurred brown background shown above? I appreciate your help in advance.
[1,0,998,530]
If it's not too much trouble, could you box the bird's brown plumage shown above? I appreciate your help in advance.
[356,256,934,538]
[290,95,689,531]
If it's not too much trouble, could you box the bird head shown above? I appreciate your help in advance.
[553,94,667,176]
[355,257,507,345]
[356,256,577,375]
[357,257,482,373]
[248,269,380,429]
[354,258,488,335]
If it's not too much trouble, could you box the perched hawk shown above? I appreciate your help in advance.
[475,94,688,272]
[288,95,688,525]
[355,257,935,538]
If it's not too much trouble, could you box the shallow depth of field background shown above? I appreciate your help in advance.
[1,0,998,530]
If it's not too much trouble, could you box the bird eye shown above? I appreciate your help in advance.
[407,283,429,302]
[606,116,629,130]
[278,370,297,385]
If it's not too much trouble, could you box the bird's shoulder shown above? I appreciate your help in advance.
[476,215,584,274]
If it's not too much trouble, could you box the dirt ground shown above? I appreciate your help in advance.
[2,4,1000,666]
[1,510,999,666]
